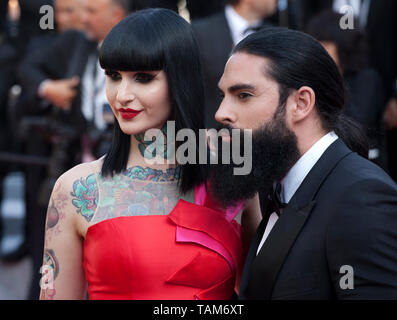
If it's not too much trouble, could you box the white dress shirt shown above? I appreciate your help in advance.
[81,52,107,130]
[256,131,339,255]
[224,5,263,45]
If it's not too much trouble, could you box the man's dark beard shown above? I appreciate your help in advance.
[209,110,300,207]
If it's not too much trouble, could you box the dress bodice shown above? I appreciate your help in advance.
[81,166,244,300]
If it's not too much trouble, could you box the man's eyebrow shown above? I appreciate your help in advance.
[219,83,256,93]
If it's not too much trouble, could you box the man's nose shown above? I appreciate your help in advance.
[215,99,237,126]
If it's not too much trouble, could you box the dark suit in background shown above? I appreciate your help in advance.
[239,139,397,299]
[0,0,8,38]
[344,68,387,169]
[18,30,97,299]
[131,0,179,12]
[365,0,397,181]
[295,0,332,30]
[186,0,225,20]
[15,0,54,54]
[192,12,234,129]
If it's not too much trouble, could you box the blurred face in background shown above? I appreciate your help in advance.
[82,0,125,42]
[320,41,341,72]
[55,0,85,32]
[248,0,278,18]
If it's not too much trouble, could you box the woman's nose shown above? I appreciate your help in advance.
[116,79,135,106]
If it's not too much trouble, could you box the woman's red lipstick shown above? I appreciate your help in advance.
[118,108,142,120]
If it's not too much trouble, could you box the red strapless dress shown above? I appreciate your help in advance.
[83,184,244,300]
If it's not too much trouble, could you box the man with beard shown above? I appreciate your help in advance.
[210,27,397,299]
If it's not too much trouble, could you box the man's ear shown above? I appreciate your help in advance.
[291,86,316,122]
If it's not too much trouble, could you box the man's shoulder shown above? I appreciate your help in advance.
[335,152,395,187]
[320,151,397,206]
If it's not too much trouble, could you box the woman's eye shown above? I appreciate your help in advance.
[105,70,121,81]
[135,73,155,83]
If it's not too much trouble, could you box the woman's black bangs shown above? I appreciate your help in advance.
[99,16,164,72]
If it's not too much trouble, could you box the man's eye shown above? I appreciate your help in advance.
[135,73,155,83]
[105,70,121,81]
[238,93,252,100]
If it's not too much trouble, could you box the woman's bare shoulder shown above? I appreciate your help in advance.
[56,158,104,186]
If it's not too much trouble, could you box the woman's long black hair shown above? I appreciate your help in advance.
[233,27,369,158]
[99,8,208,193]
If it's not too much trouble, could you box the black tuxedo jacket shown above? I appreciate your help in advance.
[239,139,397,299]
[191,12,234,129]
[18,30,97,129]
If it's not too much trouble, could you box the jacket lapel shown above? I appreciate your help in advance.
[238,216,267,299]
[241,139,353,299]
[246,198,315,299]
[65,33,97,78]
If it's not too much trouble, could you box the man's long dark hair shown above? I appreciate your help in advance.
[99,8,208,193]
[233,27,369,158]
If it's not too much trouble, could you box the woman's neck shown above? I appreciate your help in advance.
[127,122,177,171]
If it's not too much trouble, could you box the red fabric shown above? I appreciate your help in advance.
[83,200,243,300]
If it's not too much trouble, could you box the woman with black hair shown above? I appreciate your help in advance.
[39,8,261,300]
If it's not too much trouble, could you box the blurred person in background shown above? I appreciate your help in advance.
[1,0,85,262]
[295,0,397,180]
[306,10,387,170]
[54,0,85,33]
[0,0,52,261]
[16,0,129,299]
[192,0,279,129]
[0,0,86,292]
[18,0,86,112]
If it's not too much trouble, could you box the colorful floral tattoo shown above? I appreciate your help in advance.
[71,166,182,224]
[135,123,173,160]
[71,174,98,222]
[122,166,181,182]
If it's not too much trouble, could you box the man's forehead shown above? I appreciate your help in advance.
[219,52,271,88]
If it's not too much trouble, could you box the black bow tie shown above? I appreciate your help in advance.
[267,182,287,216]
